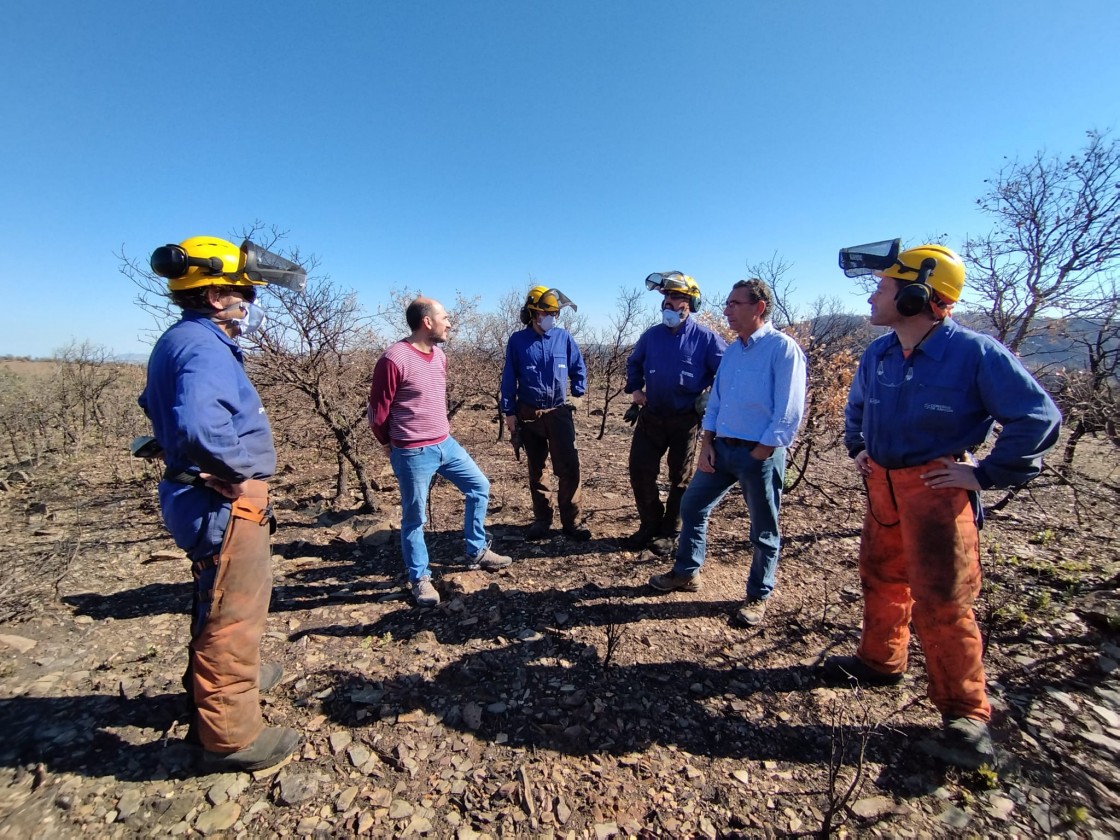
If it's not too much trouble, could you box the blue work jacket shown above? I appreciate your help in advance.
[625,317,726,415]
[139,313,276,559]
[500,326,587,415]
[844,318,1061,489]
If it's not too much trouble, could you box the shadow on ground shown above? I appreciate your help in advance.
[0,692,196,782]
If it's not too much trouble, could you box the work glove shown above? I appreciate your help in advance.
[623,403,642,426]
[510,423,523,462]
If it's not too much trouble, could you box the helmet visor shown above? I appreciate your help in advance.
[838,239,901,278]
[241,241,307,292]
[645,271,685,292]
[530,288,577,312]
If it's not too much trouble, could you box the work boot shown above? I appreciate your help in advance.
[202,726,300,773]
[649,569,701,593]
[466,545,513,571]
[260,662,284,694]
[411,576,440,607]
[525,520,552,540]
[562,522,592,542]
[649,535,676,556]
[919,717,996,770]
[822,655,903,687]
[624,526,655,550]
[731,597,769,628]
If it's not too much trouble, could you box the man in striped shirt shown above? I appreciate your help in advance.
[368,297,512,607]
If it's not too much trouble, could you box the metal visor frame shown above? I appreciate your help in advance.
[241,240,308,292]
[838,239,902,278]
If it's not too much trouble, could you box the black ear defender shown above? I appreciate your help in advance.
[894,257,938,317]
[150,244,223,279]
[894,282,930,316]
[688,293,701,313]
[519,305,532,325]
[150,244,188,278]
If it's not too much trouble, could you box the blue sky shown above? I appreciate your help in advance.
[2,1,1118,358]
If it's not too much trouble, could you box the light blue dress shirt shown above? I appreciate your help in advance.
[704,321,807,447]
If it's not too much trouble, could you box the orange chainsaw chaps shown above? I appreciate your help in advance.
[856,459,991,722]
[190,479,274,753]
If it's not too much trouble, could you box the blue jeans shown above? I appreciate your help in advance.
[673,440,786,600]
[389,437,490,583]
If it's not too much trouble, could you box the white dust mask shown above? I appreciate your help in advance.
[218,301,267,336]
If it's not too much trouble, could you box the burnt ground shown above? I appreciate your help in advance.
[1,407,1119,838]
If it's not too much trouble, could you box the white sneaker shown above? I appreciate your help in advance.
[411,576,440,607]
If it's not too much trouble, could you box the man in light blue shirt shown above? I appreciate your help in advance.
[649,278,807,628]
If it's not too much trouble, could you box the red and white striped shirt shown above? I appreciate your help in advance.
[367,340,450,448]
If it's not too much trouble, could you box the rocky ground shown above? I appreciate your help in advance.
[1,408,1119,838]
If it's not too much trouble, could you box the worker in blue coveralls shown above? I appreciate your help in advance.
[825,239,1061,769]
[500,285,591,541]
[624,271,726,556]
[140,235,304,773]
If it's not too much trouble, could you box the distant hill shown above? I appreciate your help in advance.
[953,313,1116,371]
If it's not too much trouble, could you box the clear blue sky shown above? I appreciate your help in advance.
[2,1,1117,358]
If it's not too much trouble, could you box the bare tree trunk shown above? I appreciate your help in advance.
[1062,421,1086,468]
[334,451,348,502]
[785,438,812,494]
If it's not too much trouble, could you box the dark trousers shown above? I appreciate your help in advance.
[518,403,582,527]
[628,410,700,536]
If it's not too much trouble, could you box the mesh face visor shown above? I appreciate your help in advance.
[645,271,686,292]
[838,239,901,278]
[241,241,308,291]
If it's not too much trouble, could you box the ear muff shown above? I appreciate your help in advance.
[150,244,224,280]
[895,282,931,317]
[520,306,532,325]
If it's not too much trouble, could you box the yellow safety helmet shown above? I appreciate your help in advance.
[879,244,965,305]
[645,271,702,312]
[520,285,577,324]
[527,285,561,313]
[151,236,307,293]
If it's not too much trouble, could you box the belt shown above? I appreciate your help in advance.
[163,468,209,488]
[716,437,759,448]
[518,403,565,420]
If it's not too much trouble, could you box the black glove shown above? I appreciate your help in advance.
[510,422,523,462]
[623,404,642,426]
